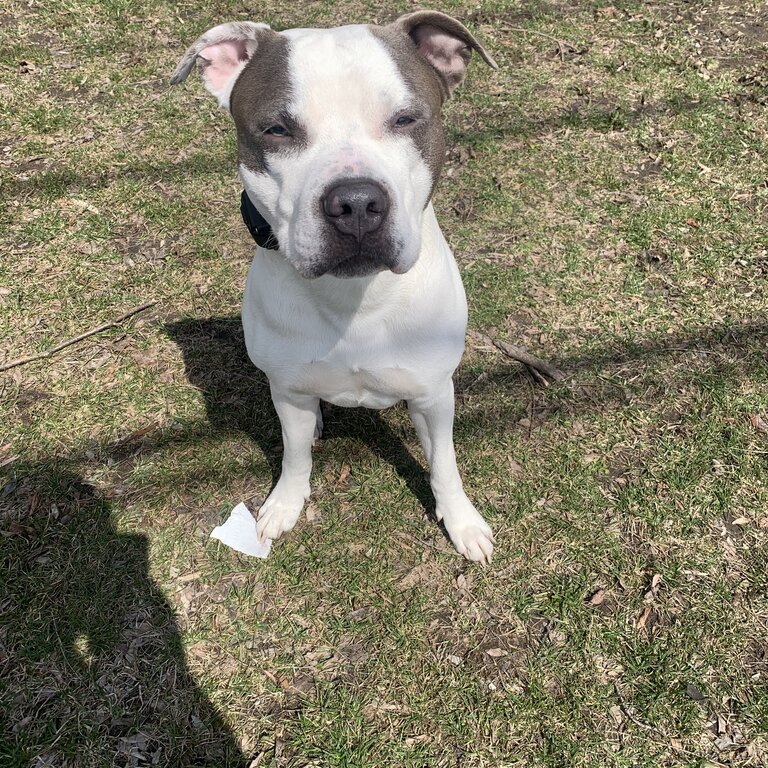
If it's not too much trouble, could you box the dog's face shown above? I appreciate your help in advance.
[172,13,496,278]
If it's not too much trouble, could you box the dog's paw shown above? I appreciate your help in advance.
[256,489,306,542]
[438,498,495,564]
[448,523,495,563]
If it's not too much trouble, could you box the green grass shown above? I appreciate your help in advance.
[2,0,768,766]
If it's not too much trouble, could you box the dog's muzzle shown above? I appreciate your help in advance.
[303,177,401,279]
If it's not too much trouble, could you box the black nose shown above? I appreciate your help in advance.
[322,180,389,240]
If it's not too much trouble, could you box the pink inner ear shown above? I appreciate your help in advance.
[199,39,249,94]
[412,25,469,82]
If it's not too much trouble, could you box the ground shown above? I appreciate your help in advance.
[1,1,768,766]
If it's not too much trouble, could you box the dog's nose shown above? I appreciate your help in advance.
[322,180,389,240]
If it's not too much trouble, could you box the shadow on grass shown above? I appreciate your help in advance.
[558,320,768,372]
[7,150,231,202]
[0,463,248,768]
[164,316,435,516]
[163,313,768,476]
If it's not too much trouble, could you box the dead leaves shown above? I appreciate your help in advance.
[397,563,437,591]
[635,573,664,633]
[173,572,260,620]
[748,412,768,436]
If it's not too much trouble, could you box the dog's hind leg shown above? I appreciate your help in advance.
[313,402,324,444]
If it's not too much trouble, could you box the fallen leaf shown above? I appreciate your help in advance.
[685,682,707,705]
[346,606,370,622]
[714,735,735,752]
[114,421,159,447]
[69,197,101,215]
[636,604,652,629]
[588,589,605,606]
[282,674,314,695]
[305,648,334,665]
[177,585,197,614]
[2,522,34,537]
[397,563,434,590]
[485,647,508,658]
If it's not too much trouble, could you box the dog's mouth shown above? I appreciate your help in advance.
[296,237,407,279]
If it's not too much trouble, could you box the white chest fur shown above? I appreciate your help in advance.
[241,205,468,408]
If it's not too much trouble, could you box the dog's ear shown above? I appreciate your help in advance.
[170,21,273,110]
[393,11,497,97]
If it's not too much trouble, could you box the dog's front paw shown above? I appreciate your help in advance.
[438,497,495,564]
[448,523,495,563]
[256,485,307,542]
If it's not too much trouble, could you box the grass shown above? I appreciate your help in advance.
[2,0,768,766]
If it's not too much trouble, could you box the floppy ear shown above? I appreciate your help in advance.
[393,11,497,97]
[170,21,272,110]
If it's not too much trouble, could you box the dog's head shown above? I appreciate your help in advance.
[171,13,496,279]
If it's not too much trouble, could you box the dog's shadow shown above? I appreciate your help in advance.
[165,317,435,516]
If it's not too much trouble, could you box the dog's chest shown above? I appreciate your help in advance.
[296,354,427,409]
[242,221,467,407]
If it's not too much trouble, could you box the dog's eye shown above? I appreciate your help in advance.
[264,124,290,137]
[394,115,417,128]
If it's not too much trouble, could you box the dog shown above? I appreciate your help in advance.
[171,11,498,562]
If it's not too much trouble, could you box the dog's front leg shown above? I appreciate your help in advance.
[408,381,495,563]
[256,388,319,542]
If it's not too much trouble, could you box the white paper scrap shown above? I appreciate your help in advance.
[210,502,272,558]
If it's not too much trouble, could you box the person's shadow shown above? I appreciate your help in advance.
[0,463,248,767]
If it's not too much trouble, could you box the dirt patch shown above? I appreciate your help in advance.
[658,1,768,70]
[115,216,185,268]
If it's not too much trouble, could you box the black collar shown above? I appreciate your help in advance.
[240,190,279,250]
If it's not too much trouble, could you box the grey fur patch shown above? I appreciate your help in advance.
[369,23,448,199]
[229,32,306,175]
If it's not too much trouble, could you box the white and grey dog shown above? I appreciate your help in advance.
[172,11,498,562]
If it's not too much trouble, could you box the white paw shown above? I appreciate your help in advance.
[256,487,306,542]
[448,523,495,563]
[438,498,495,563]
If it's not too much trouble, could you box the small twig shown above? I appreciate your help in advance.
[0,301,157,373]
[613,683,660,734]
[504,26,578,64]
[472,331,567,383]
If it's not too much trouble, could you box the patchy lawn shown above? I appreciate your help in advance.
[2,1,767,766]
